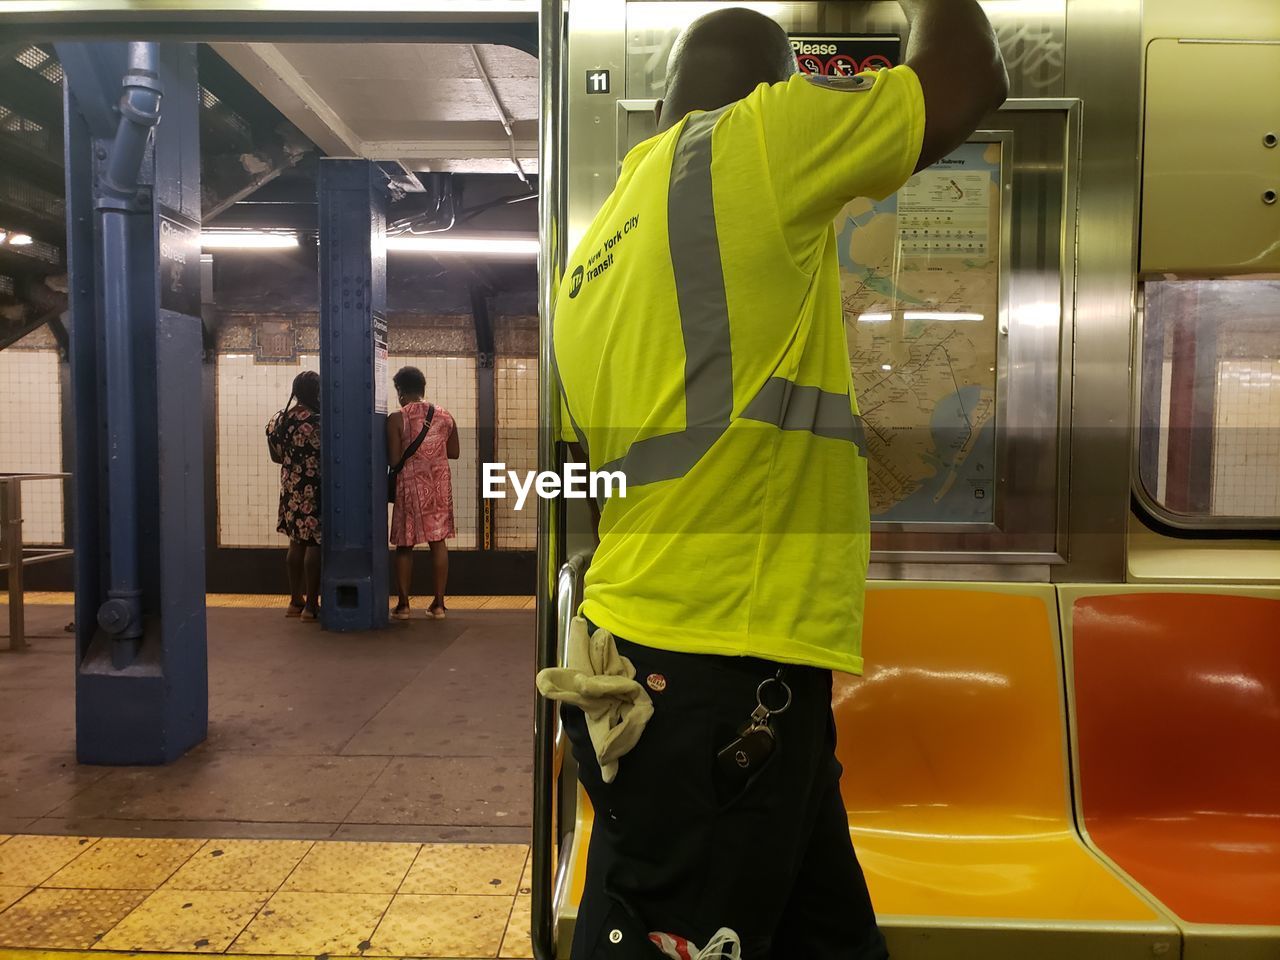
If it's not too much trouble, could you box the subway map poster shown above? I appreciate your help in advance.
[838,141,1003,523]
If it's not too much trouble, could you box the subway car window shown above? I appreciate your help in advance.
[1137,279,1280,527]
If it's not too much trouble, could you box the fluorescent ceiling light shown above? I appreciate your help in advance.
[386,236,538,257]
[9,233,33,246]
[201,231,298,249]
[858,312,891,324]
[903,311,984,322]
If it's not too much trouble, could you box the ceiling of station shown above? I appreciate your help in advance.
[211,41,538,175]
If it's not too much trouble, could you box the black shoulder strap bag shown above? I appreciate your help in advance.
[388,404,435,503]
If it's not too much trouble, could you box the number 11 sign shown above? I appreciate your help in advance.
[586,69,611,94]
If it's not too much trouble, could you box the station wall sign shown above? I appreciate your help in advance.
[789,35,902,77]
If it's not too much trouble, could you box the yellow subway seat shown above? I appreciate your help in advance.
[553,585,1172,946]
[852,830,1161,922]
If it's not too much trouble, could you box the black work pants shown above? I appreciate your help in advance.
[563,634,888,960]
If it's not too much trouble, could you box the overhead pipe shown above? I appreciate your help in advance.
[95,43,162,655]
[469,43,532,188]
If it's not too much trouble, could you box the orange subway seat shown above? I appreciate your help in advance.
[1069,591,1280,928]
[834,586,1163,926]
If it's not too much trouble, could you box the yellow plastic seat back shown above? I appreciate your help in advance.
[835,586,1069,834]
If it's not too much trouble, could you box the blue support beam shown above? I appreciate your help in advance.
[318,160,390,632]
[60,42,208,764]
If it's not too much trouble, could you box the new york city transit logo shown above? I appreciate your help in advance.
[569,264,585,299]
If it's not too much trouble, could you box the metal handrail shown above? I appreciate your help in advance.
[1,473,73,652]
[533,0,565,955]
[533,550,592,960]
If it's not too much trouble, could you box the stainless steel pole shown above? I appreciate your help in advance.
[533,0,565,954]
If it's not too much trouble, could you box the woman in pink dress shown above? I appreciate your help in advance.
[387,366,459,620]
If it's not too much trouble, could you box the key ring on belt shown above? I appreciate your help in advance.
[756,670,792,717]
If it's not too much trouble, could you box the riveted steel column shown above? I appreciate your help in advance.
[60,42,208,764]
[318,160,390,632]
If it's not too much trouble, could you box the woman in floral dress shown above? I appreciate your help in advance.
[268,370,322,621]
[387,366,458,620]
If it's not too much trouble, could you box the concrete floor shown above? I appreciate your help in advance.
[0,604,534,844]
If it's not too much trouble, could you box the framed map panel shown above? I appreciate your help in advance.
[840,135,1011,529]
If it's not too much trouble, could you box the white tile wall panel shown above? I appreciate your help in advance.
[1213,358,1280,517]
[0,343,64,545]
[215,353,479,550]
[494,358,537,550]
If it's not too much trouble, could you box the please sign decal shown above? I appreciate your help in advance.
[789,35,902,77]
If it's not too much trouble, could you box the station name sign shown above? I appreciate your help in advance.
[789,34,902,77]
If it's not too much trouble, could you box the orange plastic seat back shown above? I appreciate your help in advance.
[835,588,1069,829]
[1070,593,1280,822]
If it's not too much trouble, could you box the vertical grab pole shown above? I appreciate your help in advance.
[533,0,565,955]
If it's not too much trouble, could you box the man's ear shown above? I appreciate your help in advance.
[654,99,664,126]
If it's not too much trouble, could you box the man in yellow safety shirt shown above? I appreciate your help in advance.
[551,4,1007,957]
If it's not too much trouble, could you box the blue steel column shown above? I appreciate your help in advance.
[60,42,208,764]
[318,160,390,632]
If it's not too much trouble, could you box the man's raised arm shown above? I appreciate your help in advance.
[901,0,1009,171]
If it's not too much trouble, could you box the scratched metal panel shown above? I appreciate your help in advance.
[624,1,1065,101]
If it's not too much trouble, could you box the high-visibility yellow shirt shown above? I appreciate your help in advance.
[554,66,925,674]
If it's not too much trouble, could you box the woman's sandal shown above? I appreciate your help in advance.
[299,606,319,623]
[428,601,447,621]
[392,605,411,621]
[286,602,305,619]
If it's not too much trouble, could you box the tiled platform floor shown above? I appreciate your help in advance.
[0,834,534,958]
[0,604,535,842]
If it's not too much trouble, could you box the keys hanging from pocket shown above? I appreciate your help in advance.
[715,673,792,782]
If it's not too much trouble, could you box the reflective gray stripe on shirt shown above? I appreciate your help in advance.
[596,106,866,490]
[741,377,868,454]
[552,347,590,461]
[601,107,732,485]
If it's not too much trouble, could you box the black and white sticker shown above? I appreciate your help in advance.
[804,73,875,92]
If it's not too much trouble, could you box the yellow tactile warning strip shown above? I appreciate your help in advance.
[46,839,205,890]
[399,844,527,897]
[281,842,417,894]
[231,891,390,955]
[0,836,96,886]
[166,842,312,893]
[98,891,267,953]
[18,593,536,610]
[365,895,509,957]
[0,835,534,959]
[0,889,146,950]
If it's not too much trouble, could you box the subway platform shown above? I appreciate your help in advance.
[0,596,536,959]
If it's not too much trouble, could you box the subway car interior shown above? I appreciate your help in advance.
[0,1,1276,959]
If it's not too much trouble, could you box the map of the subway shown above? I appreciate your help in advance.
[838,142,1002,523]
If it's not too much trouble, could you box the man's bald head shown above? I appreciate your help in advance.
[658,8,797,131]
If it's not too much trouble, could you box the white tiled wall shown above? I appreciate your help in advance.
[494,357,537,549]
[216,353,319,548]
[215,352,479,550]
[0,344,64,545]
[1213,359,1280,517]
